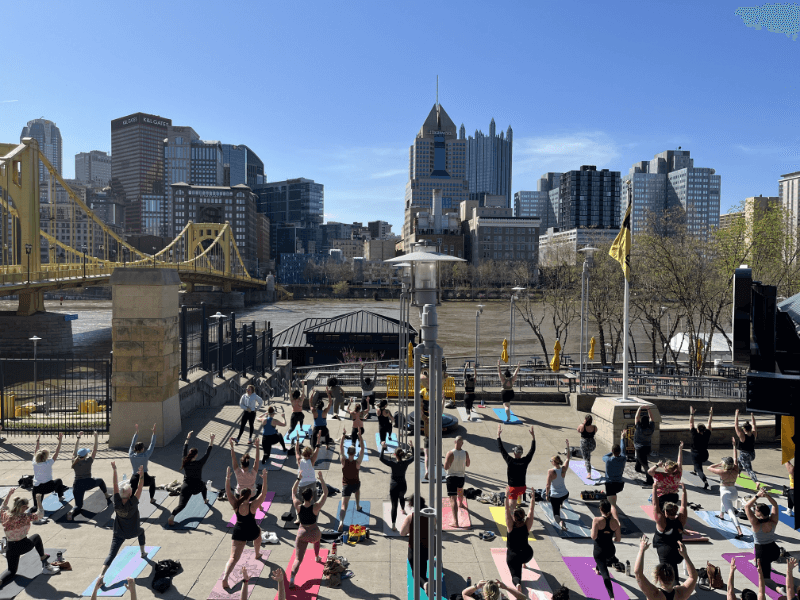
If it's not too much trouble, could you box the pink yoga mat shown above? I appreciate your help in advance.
[277,548,329,600]
[563,557,629,600]
[382,501,405,536]
[722,552,787,600]
[441,498,471,530]
[207,548,270,599]
[227,492,276,527]
[640,506,709,542]
[491,548,553,600]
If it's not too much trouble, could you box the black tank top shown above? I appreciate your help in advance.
[739,433,755,454]
[661,589,676,600]
[581,427,596,439]
[299,503,317,526]
[654,516,684,547]
[378,410,392,430]
[507,522,530,551]
[595,516,615,551]
[464,380,475,393]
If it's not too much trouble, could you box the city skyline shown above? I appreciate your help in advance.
[1,1,797,232]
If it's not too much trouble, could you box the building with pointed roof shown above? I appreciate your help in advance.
[463,118,513,208]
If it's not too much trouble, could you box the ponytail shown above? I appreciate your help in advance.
[182,447,198,470]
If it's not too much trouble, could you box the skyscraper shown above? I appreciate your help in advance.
[75,151,112,187]
[463,118,513,208]
[110,112,172,233]
[222,144,265,188]
[778,170,800,245]
[514,172,560,227]
[252,178,324,259]
[20,118,62,182]
[558,166,620,230]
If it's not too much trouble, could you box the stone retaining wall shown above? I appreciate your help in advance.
[0,311,74,357]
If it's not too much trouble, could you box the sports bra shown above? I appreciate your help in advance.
[739,433,755,454]
[299,503,317,526]
[378,411,392,430]
[580,426,596,439]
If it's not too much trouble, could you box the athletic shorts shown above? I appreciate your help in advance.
[342,482,361,497]
[446,476,465,497]
[605,481,625,496]
[507,485,527,501]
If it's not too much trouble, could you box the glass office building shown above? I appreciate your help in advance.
[21,118,62,182]
[558,166,621,230]
[253,178,324,260]
[464,118,513,208]
[222,144,265,188]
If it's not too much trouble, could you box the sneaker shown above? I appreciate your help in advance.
[42,565,60,575]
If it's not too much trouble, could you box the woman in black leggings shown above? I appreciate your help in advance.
[503,497,535,589]
[68,431,111,521]
[377,400,393,444]
[0,489,59,586]
[591,500,621,599]
[463,366,476,419]
[379,440,414,530]
[167,431,214,527]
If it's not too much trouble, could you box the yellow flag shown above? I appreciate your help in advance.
[588,337,595,360]
[609,199,632,280]
[407,342,413,368]
[501,339,509,364]
[550,339,561,372]
[782,416,795,465]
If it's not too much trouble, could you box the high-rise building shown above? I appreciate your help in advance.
[403,104,469,251]
[514,173,560,227]
[463,201,540,266]
[558,166,620,230]
[368,220,394,240]
[252,178,324,260]
[622,149,720,236]
[21,118,62,181]
[222,144,265,188]
[463,118,513,208]
[779,170,800,243]
[190,140,224,186]
[111,112,172,233]
[75,151,112,187]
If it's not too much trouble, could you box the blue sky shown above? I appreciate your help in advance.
[1,1,798,231]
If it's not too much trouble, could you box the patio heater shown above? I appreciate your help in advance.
[385,241,465,600]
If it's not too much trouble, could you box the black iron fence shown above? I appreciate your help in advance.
[179,304,273,381]
[0,358,111,434]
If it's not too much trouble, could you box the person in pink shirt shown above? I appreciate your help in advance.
[0,488,59,587]
[648,441,683,511]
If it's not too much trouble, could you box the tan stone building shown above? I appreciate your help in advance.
[364,238,396,261]
[331,238,362,259]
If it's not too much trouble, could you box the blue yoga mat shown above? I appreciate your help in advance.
[337,500,370,528]
[42,488,74,514]
[164,489,217,530]
[538,499,591,538]
[375,432,398,449]
[82,546,160,597]
[694,510,754,549]
[406,558,447,600]
[285,424,311,443]
[778,506,799,531]
[492,408,521,423]
[344,439,369,461]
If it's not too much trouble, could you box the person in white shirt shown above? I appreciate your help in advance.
[31,433,64,515]
[236,385,263,445]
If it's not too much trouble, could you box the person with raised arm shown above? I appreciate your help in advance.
[129,423,157,504]
[0,488,59,586]
[688,406,712,490]
[634,536,697,600]
[577,414,598,478]
[229,437,260,498]
[221,467,269,590]
[289,472,328,589]
[735,409,759,483]
[635,405,656,485]
[289,390,306,436]
[380,439,414,531]
[360,362,378,418]
[504,488,536,592]
[602,432,627,507]
[337,427,365,533]
[99,463,147,580]
[648,442,684,511]
[269,567,287,600]
[31,432,64,514]
[311,392,332,447]
[167,431,214,527]
[68,431,111,521]
[745,487,783,595]
[545,439,571,532]
[292,433,322,524]
[377,399,394,444]
[92,576,136,600]
[497,424,536,513]
[592,499,621,600]
[348,400,369,443]
[708,437,745,538]
[326,378,345,420]
[463,365,477,419]
[651,482,687,584]
[462,579,527,600]
[497,359,521,423]
[257,406,287,464]
[236,384,263,445]
[444,436,471,528]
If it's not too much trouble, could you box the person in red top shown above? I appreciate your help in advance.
[648,442,683,511]
[0,488,59,587]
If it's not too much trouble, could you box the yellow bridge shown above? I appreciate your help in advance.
[1,139,264,315]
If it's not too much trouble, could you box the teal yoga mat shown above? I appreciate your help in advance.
[42,488,74,514]
[344,438,369,461]
[538,499,591,538]
[82,546,159,597]
[492,408,521,423]
[406,559,447,600]
[164,488,218,530]
[336,500,370,528]
[694,510,754,548]
[779,506,800,531]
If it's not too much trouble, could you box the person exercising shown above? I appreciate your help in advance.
[688,406,712,490]
[497,424,536,512]
[497,360,521,423]
[444,437,470,528]
[591,499,621,600]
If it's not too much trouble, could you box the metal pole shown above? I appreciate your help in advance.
[585,266,591,374]
[180,306,188,381]
[217,318,224,379]
[579,261,586,390]
[622,278,630,400]
[509,296,513,364]
[475,311,479,369]
[412,342,421,600]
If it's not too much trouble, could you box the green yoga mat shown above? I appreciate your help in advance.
[736,473,780,494]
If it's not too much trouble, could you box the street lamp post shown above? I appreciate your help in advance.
[152,246,157,268]
[25,243,32,283]
[30,336,41,414]
[475,304,484,368]
[122,247,128,267]
[577,246,598,390]
[211,312,226,379]
[509,287,525,364]
[82,245,87,279]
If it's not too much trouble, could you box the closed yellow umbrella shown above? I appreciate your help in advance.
[407,342,413,367]
[696,338,703,371]
[588,337,596,361]
[550,339,562,372]
[501,339,509,364]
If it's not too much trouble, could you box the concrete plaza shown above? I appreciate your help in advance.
[0,396,795,600]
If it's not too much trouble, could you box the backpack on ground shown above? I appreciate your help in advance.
[706,562,724,589]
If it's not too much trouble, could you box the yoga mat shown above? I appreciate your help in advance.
[563,556,629,600]
[267,449,287,472]
[441,498,470,529]
[420,460,445,482]
[722,552,787,600]
[569,462,604,485]
[492,408,521,423]
[538,499,591,538]
[227,492,276,527]
[456,407,482,422]
[489,506,542,541]
[736,473,780,494]
[315,447,334,470]
[208,548,269,599]
[585,503,641,536]
[683,470,717,492]
[491,548,553,600]
[639,506,708,542]
[165,488,218,530]
[336,500,370,528]
[137,489,170,520]
[0,547,64,600]
[278,548,328,600]
[0,487,12,500]
[42,487,74,515]
[406,560,447,600]
[382,501,404,536]
[778,506,800,531]
[694,510,754,548]
[82,546,160,597]
[56,489,113,527]
[375,432,399,448]
[285,424,312,444]
[343,439,369,461]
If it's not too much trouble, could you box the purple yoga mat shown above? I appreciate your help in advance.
[207,548,270,599]
[227,492,276,527]
[722,552,786,600]
[569,462,604,484]
[563,557,629,600]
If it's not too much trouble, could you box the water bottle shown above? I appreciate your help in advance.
[206,480,212,491]
[56,551,63,562]
[626,560,631,576]
[331,541,337,556]
[466,577,472,587]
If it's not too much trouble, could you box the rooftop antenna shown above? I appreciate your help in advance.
[436,75,439,108]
